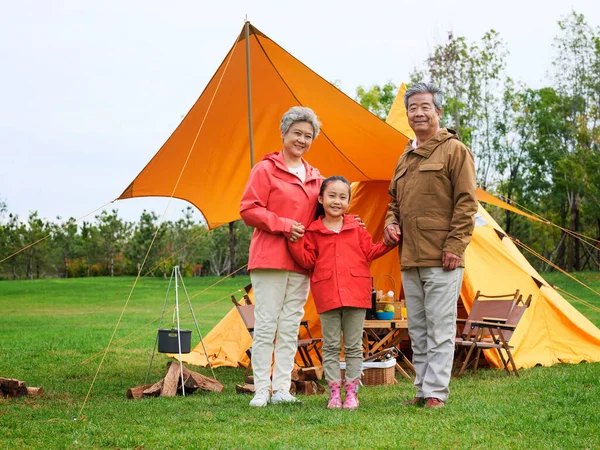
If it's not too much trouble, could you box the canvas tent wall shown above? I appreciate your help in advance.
[120,23,600,370]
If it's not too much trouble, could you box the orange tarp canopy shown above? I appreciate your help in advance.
[118,24,408,229]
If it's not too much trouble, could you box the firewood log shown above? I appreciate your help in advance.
[299,367,324,381]
[181,365,223,393]
[127,384,154,399]
[235,384,256,394]
[161,362,182,397]
[143,379,164,397]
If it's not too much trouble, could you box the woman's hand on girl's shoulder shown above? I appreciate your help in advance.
[350,214,366,230]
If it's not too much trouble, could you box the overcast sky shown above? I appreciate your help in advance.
[1,0,598,226]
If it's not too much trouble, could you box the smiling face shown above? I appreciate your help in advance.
[318,179,350,219]
[281,121,314,160]
[407,92,442,143]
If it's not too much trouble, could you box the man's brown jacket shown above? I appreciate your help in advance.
[385,128,478,268]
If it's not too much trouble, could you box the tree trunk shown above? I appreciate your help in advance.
[110,250,115,277]
[229,222,236,277]
[567,193,581,272]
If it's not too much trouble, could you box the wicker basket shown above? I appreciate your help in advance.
[376,300,406,320]
[340,359,397,386]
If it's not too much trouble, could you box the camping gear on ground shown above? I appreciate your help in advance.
[145,266,213,395]
[158,329,192,354]
[340,358,397,386]
[455,291,533,376]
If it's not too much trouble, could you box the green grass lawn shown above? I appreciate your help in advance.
[1,274,599,449]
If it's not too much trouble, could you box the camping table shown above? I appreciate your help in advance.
[362,319,414,379]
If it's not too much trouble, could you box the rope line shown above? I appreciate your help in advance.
[81,284,246,365]
[78,42,240,416]
[81,264,248,363]
[65,226,211,333]
[509,237,600,306]
[555,286,600,313]
[78,207,171,417]
[479,184,600,246]
[0,199,115,265]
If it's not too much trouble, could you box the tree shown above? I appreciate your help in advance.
[96,210,129,277]
[125,210,166,277]
[23,212,50,279]
[80,221,102,277]
[412,30,509,187]
[355,82,397,119]
[547,11,600,270]
[51,217,78,278]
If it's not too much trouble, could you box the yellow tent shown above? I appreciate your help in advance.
[121,23,600,370]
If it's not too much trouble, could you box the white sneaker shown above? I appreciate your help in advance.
[271,390,302,404]
[249,389,270,407]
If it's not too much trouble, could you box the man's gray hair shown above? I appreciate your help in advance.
[280,106,321,139]
[404,83,443,111]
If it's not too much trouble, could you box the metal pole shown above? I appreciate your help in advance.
[244,20,255,168]
[174,266,186,396]
[145,268,175,383]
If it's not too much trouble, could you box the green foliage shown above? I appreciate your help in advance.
[408,12,600,271]
[0,207,253,279]
[355,81,397,119]
[0,276,599,449]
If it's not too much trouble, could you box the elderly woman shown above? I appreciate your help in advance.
[240,106,323,407]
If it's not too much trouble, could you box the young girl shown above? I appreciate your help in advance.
[288,176,396,409]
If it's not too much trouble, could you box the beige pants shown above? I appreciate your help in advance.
[320,307,366,382]
[402,267,463,402]
[250,269,310,392]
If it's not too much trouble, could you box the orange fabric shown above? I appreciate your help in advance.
[119,24,408,229]
[140,25,599,370]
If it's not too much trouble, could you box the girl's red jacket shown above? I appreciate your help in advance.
[288,215,395,313]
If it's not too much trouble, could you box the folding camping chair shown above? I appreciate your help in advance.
[455,291,532,376]
[231,284,323,369]
[454,290,521,375]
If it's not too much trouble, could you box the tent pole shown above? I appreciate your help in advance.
[244,20,255,168]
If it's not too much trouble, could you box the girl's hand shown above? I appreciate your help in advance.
[289,222,305,242]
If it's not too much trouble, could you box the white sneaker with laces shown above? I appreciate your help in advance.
[271,390,302,404]
[249,389,270,407]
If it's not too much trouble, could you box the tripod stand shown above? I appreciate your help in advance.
[145,265,215,395]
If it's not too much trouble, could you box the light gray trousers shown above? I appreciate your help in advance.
[320,307,366,382]
[402,267,463,402]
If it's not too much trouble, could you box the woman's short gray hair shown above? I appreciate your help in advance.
[404,82,443,111]
[280,106,321,139]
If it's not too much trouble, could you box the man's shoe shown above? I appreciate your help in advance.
[402,397,425,407]
[249,389,270,407]
[271,390,302,404]
[425,397,445,408]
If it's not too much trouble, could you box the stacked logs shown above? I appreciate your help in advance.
[127,362,223,399]
[0,377,44,398]
[236,366,325,396]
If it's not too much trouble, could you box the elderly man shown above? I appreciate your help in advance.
[383,82,477,408]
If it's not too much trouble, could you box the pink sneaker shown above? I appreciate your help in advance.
[343,379,360,410]
[326,381,342,409]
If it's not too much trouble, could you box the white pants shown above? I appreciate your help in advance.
[402,267,463,402]
[250,269,310,392]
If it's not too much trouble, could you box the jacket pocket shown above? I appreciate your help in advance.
[392,166,408,204]
[312,269,332,283]
[418,162,445,195]
[416,216,451,261]
[349,267,371,278]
